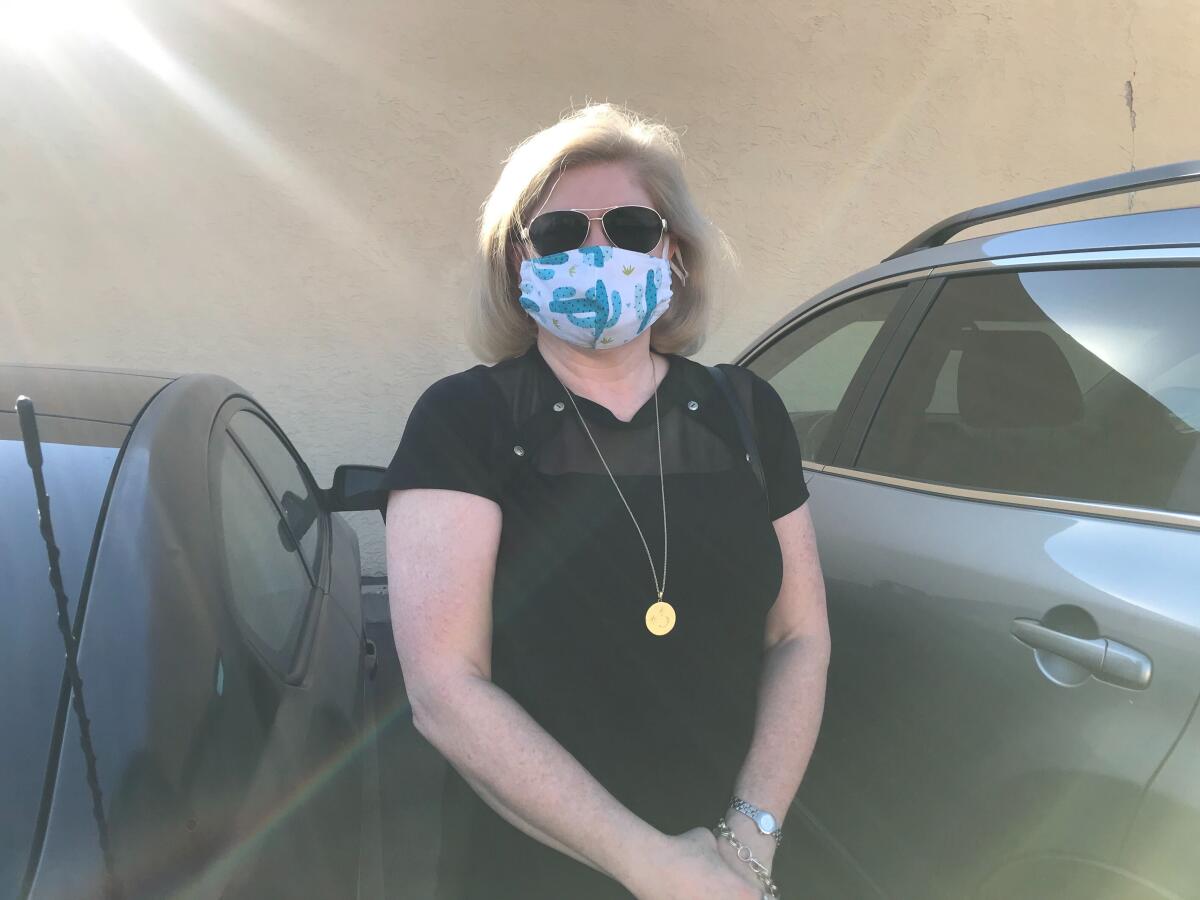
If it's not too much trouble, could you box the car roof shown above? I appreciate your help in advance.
[0,363,179,426]
[857,202,1195,289]
[741,205,1200,362]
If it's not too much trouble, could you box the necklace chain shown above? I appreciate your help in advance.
[548,354,668,601]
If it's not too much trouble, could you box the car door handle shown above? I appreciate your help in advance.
[1011,618,1152,690]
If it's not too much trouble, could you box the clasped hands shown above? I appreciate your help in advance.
[628,809,779,899]
[714,814,778,893]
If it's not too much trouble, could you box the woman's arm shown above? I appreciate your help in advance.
[386,487,650,883]
[720,502,831,875]
[457,767,595,868]
[386,487,758,898]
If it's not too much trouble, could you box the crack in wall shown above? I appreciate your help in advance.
[1124,80,1137,136]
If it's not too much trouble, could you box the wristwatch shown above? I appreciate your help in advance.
[729,795,783,845]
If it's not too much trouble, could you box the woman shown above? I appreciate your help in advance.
[382,104,829,899]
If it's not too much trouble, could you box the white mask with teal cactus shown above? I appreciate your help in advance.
[518,245,673,350]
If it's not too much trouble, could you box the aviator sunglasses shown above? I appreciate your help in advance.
[521,205,668,257]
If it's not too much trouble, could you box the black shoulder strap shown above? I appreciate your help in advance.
[707,364,768,500]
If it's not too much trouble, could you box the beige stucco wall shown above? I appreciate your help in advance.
[2,0,1198,577]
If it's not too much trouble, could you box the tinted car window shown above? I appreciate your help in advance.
[0,420,122,897]
[858,268,1200,515]
[216,436,314,663]
[749,287,905,463]
[227,411,323,581]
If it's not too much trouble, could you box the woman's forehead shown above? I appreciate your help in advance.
[539,161,652,212]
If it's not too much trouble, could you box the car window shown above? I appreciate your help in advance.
[216,435,315,662]
[857,267,1200,516]
[227,410,323,581]
[748,287,906,463]
[0,421,122,898]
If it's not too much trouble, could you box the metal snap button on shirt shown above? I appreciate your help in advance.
[553,402,565,412]
[513,445,525,456]
[687,400,699,411]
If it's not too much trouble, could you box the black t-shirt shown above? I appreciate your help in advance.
[381,342,809,899]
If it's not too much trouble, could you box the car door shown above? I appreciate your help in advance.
[742,275,926,895]
[205,405,365,897]
[756,263,1200,899]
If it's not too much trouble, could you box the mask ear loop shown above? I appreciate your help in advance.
[662,220,691,286]
[668,241,689,286]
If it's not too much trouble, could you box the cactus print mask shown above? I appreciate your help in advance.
[518,245,673,350]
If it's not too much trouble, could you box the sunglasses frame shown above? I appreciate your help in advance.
[520,205,669,258]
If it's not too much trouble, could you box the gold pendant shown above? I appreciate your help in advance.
[645,600,676,636]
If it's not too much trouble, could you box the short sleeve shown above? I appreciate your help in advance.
[379,370,501,513]
[750,373,811,520]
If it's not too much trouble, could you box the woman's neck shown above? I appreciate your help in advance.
[536,332,670,420]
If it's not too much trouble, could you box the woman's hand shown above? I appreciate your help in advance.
[714,817,778,889]
[623,827,766,900]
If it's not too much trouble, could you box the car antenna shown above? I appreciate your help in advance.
[15,396,124,900]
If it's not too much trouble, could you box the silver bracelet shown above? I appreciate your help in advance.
[713,817,781,899]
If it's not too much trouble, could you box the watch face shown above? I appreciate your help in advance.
[758,812,777,833]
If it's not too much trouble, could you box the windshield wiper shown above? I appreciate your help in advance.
[16,395,123,900]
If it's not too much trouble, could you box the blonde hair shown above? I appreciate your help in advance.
[468,103,727,363]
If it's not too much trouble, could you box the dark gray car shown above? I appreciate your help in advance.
[3,367,381,899]
[739,161,1200,900]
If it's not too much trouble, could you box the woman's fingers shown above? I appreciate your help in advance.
[644,827,765,900]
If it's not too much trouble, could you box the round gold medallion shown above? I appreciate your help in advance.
[645,600,676,636]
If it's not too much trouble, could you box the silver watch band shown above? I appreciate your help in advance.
[729,795,784,845]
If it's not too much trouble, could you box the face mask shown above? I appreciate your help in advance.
[518,245,673,350]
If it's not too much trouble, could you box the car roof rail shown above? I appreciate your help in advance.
[883,158,1200,262]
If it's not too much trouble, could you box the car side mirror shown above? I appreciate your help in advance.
[326,464,388,518]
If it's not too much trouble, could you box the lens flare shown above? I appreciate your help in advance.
[0,0,131,56]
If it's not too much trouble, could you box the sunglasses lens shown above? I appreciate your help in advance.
[603,206,664,253]
[528,210,589,256]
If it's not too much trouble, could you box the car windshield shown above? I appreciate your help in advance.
[0,418,123,897]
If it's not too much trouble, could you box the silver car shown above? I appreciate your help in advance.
[738,161,1200,900]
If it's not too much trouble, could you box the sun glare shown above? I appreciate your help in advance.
[0,0,384,268]
[0,0,133,56]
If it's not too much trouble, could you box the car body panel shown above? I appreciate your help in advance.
[328,511,366,640]
[1122,698,1200,899]
[0,417,128,899]
[793,471,1200,898]
[739,202,1200,898]
[8,371,367,898]
[0,364,174,425]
